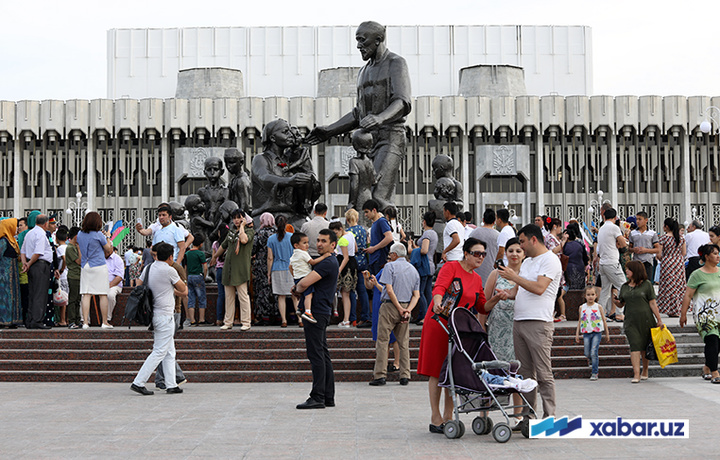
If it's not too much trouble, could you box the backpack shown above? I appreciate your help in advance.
[121,262,154,328]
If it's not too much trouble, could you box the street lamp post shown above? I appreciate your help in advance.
[587,190,604,224]
[503,200,520,225]
[66,192,90,227]
[699,106,720,135]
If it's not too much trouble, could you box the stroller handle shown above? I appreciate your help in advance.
[472,360,510,371]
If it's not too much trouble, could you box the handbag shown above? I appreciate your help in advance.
[121,262,154,328]
[645,339,658,361]
[560,253,569,271]
[436,277,463,319]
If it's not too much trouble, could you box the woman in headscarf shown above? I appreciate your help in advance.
[0,218,22,327]
[17,210,40,324]
[251,212,278,325]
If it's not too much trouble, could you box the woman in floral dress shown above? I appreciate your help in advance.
[251,212,277,325]
[657,218,686,317]
[681,244,720,383]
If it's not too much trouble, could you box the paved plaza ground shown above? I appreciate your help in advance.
[0,376,712,459]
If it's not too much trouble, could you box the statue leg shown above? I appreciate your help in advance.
[372,150,402,211]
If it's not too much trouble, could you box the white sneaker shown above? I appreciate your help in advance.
[183,319,191,328]
[101,323,114,329]
[82,324,89,330]
[590,374,598,381]
[240,325,251,331]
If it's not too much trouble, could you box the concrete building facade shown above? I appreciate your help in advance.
[0,94,717,247]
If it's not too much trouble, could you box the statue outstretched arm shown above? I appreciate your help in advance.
[306,112,359,145]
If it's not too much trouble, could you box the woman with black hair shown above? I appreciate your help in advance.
[210,208,255,331]
[267,215,296,328]
[417,237,487,433]
[613,260,664,383]
[708,226,720,246]
[681,244,720,383]
[657,218,686,317]
[563,223,589,290]
[544,217,567,321]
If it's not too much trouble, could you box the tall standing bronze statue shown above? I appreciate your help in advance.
[306,21,412,211]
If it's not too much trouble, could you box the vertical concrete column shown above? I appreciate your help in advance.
[608,133,618,207]
[535,133,544,216]
[87,137,96,211]
[162,135,170,202]
[13,140,21,216]
[681,130,692,223]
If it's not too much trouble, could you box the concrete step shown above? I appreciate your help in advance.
[0,369,427,383]
[0,348,420,361]
[0,358,419,372]
[0,337,422,350]
[0,321,707,382]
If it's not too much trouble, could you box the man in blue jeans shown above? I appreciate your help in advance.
[292,229,339,409]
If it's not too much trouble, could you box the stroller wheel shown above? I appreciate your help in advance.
[472,416,492,435]
[492,423,512,443]
[443,420,464,439]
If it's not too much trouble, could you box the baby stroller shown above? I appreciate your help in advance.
[434,307,538,443]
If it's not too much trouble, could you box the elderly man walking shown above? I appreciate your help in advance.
[369,243,420,386]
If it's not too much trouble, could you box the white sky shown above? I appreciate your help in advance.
[1,0,718,101]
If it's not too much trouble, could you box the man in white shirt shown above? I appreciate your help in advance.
[596,208,628,320]
[131,242,188,396]
[685,219,710,280]
[441,202,464,262]
[135,203,189,263]
[105,249,125,322]
[496,208,516,265]
[20,214,54,329]
[300,203,329,258]
[124,246,136,285]
[534,215,549,239]
[496,224,561,419]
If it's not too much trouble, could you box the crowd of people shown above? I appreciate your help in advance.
[1,198,717,415]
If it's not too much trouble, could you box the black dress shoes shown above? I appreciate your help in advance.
[429,423,445,434]
[296,398,325,409]
[324,399,335,407]
[166,387,183,394]
[369,377,386,386]
[130,384,154,395]
[399,378,409,386]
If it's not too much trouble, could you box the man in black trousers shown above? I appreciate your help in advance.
[292,229,339,409]
[20,214,53,329]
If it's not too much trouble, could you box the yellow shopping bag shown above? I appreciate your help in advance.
[651,325,678,368]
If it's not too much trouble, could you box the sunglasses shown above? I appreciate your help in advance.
[469,251,487,258]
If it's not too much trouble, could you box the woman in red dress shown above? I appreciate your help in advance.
[417,237,487,433]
